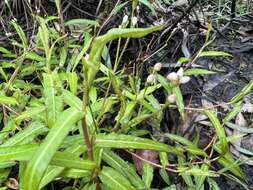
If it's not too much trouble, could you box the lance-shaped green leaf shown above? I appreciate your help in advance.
[0,96,18,105]
[184,68,216,76]
[65,19,99,27]
[223,101,243,124]
[40,144,86,188]
[43,73,63,128]
[0,145,93,172]
[90,26,163,62]
[14,106,46,123]
[178,167,218,177]
[1,122,47,147]
[164,134,207,157]
[99,167,136,190]
[159,169,170,185]
[85,25,163,87]
[142,163,154,188]
[67,72,78,95]
[199,51,232,57]
[173,86,185,120]
[51,152,95,170]
[194,163,210,190]
[139,0,156,13]
[157,74,173,92]
[24,52,45,62]
[63,89,82,110]
[22,107,84,190]
[96,134,182,155]
[137,84,161,100]
[103,149,146,189]
[60,169,91,178]
[11,20,28,50]
[38,18,50,58]
[204,110,228,155]
[207,178,220,190]
[230,80,253,104]
[159,152,168,168]
[215,145,244,178]
[178,156,194,187]
[111,1,129,16]
[0,144,39,162]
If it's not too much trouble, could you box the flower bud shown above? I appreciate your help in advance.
[85,54,89,60]
[131,16,138,26]
[180,76,191,84]
[122,15,128,24]
[167,94,176,103]
[154,62,162,71]
[166,72,178,81]
[177,67,184,79]
[146,74,156,84]
[5,32,12,37]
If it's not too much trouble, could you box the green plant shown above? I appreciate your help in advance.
[0,1,252,190]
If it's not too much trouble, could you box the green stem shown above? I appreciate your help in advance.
[81,84,101,190]
[82,86,93,160]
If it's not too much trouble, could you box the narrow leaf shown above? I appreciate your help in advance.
[99,167,136,190]
[22,107,84,190]
[96,134,182,155]
[204,110,228,155]
[103,149,146,189]
[142,163,154,188]
[0,96,18,105]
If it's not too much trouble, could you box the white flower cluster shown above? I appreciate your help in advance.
[146,63,163,84]
[145,65,190,104]
[166,67,190,84]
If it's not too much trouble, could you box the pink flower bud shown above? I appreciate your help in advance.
[166,72,178,81]
[146,74,156,84]
[154,62,162,71]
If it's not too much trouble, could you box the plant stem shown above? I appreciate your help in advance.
[82,86,94,160]
[82,85,101,190]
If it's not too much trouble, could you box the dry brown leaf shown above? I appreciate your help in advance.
[132,149,159,175]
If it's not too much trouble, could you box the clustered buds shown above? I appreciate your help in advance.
[146,63,163,84]
[166,67,190,84]
[146,74,156,84]
[146,66,190,104]
[165,67,191,104]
